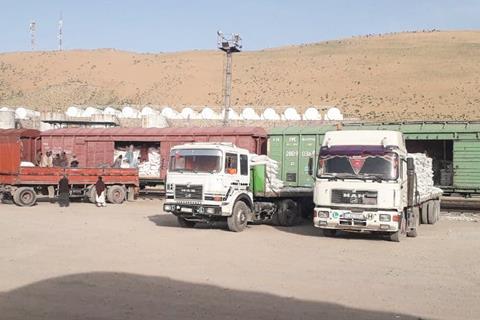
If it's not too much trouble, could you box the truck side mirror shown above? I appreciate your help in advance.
[308,157,313,176]
[407,158,414,171]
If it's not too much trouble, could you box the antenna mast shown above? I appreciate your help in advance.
[58,12,63,51]
[29,20,36,51]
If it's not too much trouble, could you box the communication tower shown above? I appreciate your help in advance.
[29,21,36,50]
[217,31,242,126]
[58,12,63,50]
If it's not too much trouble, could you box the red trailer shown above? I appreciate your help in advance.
[40,127,267,186]
[0,131,139,207]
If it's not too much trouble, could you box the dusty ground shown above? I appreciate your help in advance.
[2,31,480,120]
[0,199,479,320]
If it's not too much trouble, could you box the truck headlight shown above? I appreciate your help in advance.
[166,183,174,191]
[316,210,329,218]
[379,214,391,222]
[206,207,216,214]
[164,204,172,212]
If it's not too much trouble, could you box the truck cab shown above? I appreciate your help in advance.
[163,143,254,232]
[312,130,413,241]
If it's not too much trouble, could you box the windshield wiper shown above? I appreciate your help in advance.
[358,174,384,182]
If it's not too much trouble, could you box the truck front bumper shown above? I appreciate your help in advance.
[313,208,400,233]
[163,203,223,218]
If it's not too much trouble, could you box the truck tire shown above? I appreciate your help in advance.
[227,201,250,232]
[177,217,196,228]
[407,207,420,238]
[87,186,96,203]
[13,187,37,207]
[389,231,400,242]
[107,185,126,204]
[277,199,299,227]
[389,213,406,242]
[323,229,337,237]
[434,200,441,222]
[427,200,436,224]
[421,202,429,224]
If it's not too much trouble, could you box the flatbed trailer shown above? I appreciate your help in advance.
[0,135,138,206]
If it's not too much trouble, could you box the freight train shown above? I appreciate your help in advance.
[1,121,479,196]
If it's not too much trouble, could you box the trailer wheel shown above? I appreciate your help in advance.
[406,207,420,238]
[427,200,436,224]
[177,217,196,228]
[421,202,429,224]
[13,187,37,207]
[107,185,126,204]
[227,201,250,232]
[277,199,299,227]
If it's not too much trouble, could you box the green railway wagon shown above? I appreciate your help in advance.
[268,121,480,195]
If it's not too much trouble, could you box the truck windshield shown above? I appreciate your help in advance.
[317,151,398,180]
[169,149,222,173]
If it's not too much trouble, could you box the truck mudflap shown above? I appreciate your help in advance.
[313,208,400,233]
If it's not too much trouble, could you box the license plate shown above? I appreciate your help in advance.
[180,207,193,213]
[344,212,364,219]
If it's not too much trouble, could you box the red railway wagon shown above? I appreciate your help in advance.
[0,129,41,163]
[40,127,267,186]
[0,134,139,206]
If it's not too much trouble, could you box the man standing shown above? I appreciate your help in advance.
[112,155,123,168]
[95,176,107,207]
[58,175,70,207]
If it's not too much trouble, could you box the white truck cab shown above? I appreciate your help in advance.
[163,143,254,231]
[312,130,441,241]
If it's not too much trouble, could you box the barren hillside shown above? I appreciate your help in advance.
[1,30,480,121]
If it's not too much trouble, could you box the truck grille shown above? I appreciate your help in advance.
[331,189,377,205]
[175,185,203,200]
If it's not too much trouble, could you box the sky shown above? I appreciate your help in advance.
[0,0,479,53]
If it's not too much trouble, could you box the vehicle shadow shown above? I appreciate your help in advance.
[148,214,229,230]
[273,219,389,241]
[0,272,420,320]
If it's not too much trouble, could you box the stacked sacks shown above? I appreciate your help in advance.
[408,153,443,198]
[250,154,284,192]
[138,147,161,177]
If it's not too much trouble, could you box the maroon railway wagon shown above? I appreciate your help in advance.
[0,129,139,206]
[40,127,267,187]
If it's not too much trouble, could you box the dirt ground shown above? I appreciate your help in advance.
[0,199,479,320]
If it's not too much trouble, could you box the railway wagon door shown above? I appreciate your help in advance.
[86,141,114,168]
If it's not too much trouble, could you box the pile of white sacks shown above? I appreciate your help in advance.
[408,153,443,198]
[250,154,284,192]
[138,147,161,177]
[113,147,161,177]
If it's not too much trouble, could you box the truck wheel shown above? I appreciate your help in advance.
[107,185,126,204]
[323,229,337,237]
[389,213,406,242]
[87,186,96,203]
[13,187,37,207]
[389,231,400,242]
[406,207,420,238]
[421,202,429,224]
[427,200,436,224]
[278,199,299,227]
[177,217,196,228]
[434,200,441,222]
[227,201,250,232]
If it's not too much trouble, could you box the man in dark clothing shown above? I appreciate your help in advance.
[58,175,70,207]
[53,154,61,167]
[112,155,123,168]
[95,176,106,207]
[70,155,79,167]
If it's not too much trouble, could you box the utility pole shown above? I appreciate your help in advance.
[29,20,36,51]
[217,31,242,126]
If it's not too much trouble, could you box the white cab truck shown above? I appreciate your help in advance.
[163,143,311,232]
[311,130,442,241]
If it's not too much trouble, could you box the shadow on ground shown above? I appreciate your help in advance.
[148,214,229,230]
[0,272,419,320]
